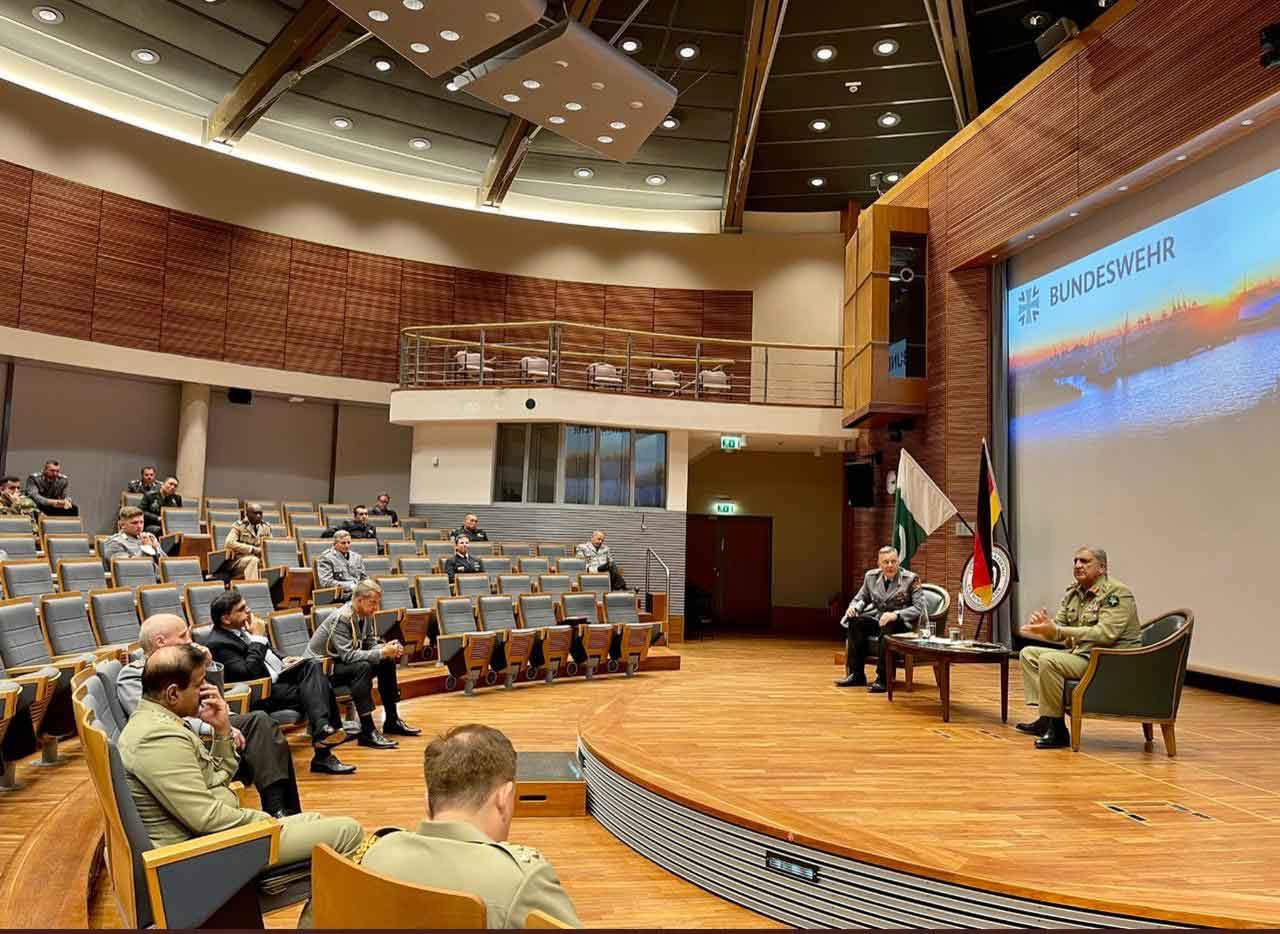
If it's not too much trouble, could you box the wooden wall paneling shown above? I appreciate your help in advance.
[920,166,950,593]
[0,161,32,329]
[400,260,454,328]
[343,251,401,383]
[555,280,605,355]
[20,172,100,340]
[162,212,231,359]
[93,194,166,352]
[603,285,655,360]
[1076,0,1280,192]
[504,274,557,360]
[652,288,703,365]
[227,228,290,369]
[453,268,507,327]
[945,60,1080,267]
[286,240,347,375]
[702,289,753,398]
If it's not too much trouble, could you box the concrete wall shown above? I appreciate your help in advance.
[333,404,412,511]
[205,393,334,506]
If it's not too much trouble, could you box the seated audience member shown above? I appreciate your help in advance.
[1016,546,1141,749]
[322,505,377,540]
[0,475,39,531]
[24,459,78,516]
[450,513,488,542]
[577,530,626,590]
[443,536,483,583]
[223,502,271,581]
[370,493,399,526]
[140,476,182,536]
[835,545,925,692]
[204,588,356,774]
[127,465,162,495]
[103,506,163,565]
[117,644,364,911]
[316,531,368,596]
[117,614,302,817]
[307,579,419,746]
[359,724,581,928]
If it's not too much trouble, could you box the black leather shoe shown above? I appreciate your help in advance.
[867,681,887,694]
[270,810,291,819]
[1016,716,1049,736]
[310,753,357,775]
[834,673,867,687]
[357,730,399,749]
[313,724,348,747]
[1034,720,1071,749]
[382,718,421,737]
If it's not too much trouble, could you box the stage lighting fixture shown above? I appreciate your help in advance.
[1035,17,1079,59]
[458,19,676,161]
[1263,23,1279,68]
[324,0,547,77]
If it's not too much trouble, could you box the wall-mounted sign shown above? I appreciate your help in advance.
[714,502,737,515]
[888,339,908,378]
[720,434,746,451]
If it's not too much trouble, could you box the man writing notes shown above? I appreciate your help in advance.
[1016,546,1140,749]
[835,545,926,692]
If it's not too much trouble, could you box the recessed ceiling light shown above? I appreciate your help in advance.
[484,11,501,22]
[809,117,831,132]
[403,0,423,8]
[877,111,901,128]
[373,57,394,72]
[1118,184,1129,191]
[1027,233,1036,239]
[620,37,641,54]
[845,80,862,94]
[597,135,614,144]
[548,115,566,124]
[440,29,460,41]
[330,115,353,129]
[808,176,826,188]
[1175,154,1187,161]
[131,48,159,64]
[873,38,899,56]
[445,80,459,91]
[813,45,837,62]
[410,42,429,53]
[32,5,63,23]
[645,174,667,186]
[660,115,680,130]
[564,101,582,111]
[522,79,542,89]
[590,81,605,90]
[1242,118,1255,126]
[1069,210,1079,217]
[676,43,699,60]
[609,121,627,130]
[1023,11,1050,28]
[502,93,521,103]
[884,171,901,183]
[288,396,306,403]
[574,167,594,179]
[1097,0,1112,7]
[368,9,389,22]
[629,100,644,109]
[409,137,431,150]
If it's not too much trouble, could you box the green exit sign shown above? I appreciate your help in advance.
[714,502,737,515]
[720,435,746,451]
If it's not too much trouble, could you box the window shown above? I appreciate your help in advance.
[564,425,596,505]
[495,423,668,508]
[598,428,632,506]
[493,424,527,502]
[527,424,559,503]
[634,431,667,507]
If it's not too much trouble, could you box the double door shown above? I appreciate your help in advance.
[686,514,772,628]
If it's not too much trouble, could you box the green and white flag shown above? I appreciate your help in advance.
[892,448,957,569]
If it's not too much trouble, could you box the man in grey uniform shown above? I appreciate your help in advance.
[25,459,78,516]
[102,506,163,566]
[836,545,927,692]
[315,530,368,596]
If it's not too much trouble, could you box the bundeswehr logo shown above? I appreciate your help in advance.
[1017,286,1040,326]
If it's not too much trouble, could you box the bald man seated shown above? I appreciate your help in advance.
[117,615,303,817]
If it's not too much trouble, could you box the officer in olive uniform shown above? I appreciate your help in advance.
[223,502,271,580]
[24,460,78,516]
[0,475,39,531]
[126,466,162,495]
[443,536,484,582]
[140,476,182,536]
[836,545,927,692]
[1017,546,1140,749]
[357,724,581,928]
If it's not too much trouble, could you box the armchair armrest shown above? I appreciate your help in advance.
[230,780,250,807]
[9,652,96,678]
[159,533,181,556]
[1073,639,1187,721]
[227,676,272,704]
[207,551,230,576]
[142,819,280,929]
[262,565,284,589]
[311,587,341,606]
[224,682,252,715]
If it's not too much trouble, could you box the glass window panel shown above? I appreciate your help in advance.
[526,423,559,504]
[598,428,632,507]
[493,424,527,502]
[634,431,667,508]
[564,425,596,505]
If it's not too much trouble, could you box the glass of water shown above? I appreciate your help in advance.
[919,619,933,640]
[948,626,962,642]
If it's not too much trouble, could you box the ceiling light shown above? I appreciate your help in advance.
[1027,233,1036,239]
[410,42,429,53]
[645,173,667,186]
[884,171,901,183]
[597,135,614,144]
[877,111,901,128]
[1118,184,1129,191]
[131,48,159,64]
[445,80,459,91]
[676,43,699,60]
[564,101,582,111]
[330,115,353,129]
[522,78,542,89]
[808,176,826,188]
[813,45,837,62]
[1023,11,1050,28]
[403,0,423,8]
[368,9,389,21]
[660,115,680,130]
[609,120,627,130]
[440,29,460,41]
[1069,210,1079,217]
[373,56,394,72]
[590,81,605,90]
[409,137,431,150]
[502,92,521,102]
[845,80,862,94]
[620,37,641,53]
[1175,154,1187,161]
[574,167,594,179]
[1242,118,1255,126]
[548,115,566,124]
[484,11,501,21]
[32,5,63,23]
[808,117,830,132]
[873,38,899,56]
[288,396,306,403]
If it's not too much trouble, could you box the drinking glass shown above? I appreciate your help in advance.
[919,619,933,640]
[948,626,962,642]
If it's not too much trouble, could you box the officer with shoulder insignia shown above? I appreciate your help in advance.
[223,502,271,581]
[1016,546,1140,749]
[25,458,78,516]
[443,535,483,583]
[0,475,40,531]
[356,724,582,928]
[316,530,368,596]
[126,465,162,495]
[835,545,926,692]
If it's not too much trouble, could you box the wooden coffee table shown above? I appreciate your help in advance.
[884,634,1011,723]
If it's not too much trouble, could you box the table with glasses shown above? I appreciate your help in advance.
[883,633,1011,723]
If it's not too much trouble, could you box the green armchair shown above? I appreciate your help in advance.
[1063,609,1193,756]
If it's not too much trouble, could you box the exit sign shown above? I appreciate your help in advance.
[720,434,746,451]
[714,502,737,515]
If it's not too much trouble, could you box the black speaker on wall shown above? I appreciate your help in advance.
[845,461,875,508]
[227,388,253,406]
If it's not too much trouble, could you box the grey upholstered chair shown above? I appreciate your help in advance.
[467,542,494,557]
[384,541,418,562]
[555,557,586,576]
[42,592,129,656]
[58,558,110,600]
[44,535,92,567]
[499,542,532,558]
[496,575,533,599]
[558,592,598,624]
[515,594,574,683]
[362,556,392,578]
[0,517,35,536]
[2,559,57,602]
[434,596,497,696]
[481,556,512,590]
[268,610,312,658]
[396,556,434,578]
[159,557,204,590]
[425,542,454,564]
[517,557,549,577]
[414,575,452,610]
[137,584,183,622]
[536,574,572,597]
[40,516,84,537]
[478,595,517,632]
[350,540,379,559]
[576,573,611,603]
[183,582,226,629]
[111,557,159,591]
[0,536,40,559]
[235,581,275,621]
[89,589,141,649]
[454,573,491,606]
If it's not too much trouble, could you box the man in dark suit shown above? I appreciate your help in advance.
[370,493,399,526]
[201,588,356,775]
[322,504,378,540]
[444,535,483,583]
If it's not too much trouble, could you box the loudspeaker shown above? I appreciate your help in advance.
[227,388,253,406]
[845,461,875,508]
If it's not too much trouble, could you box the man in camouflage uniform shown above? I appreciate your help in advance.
[316,530,368,596]
[140,476,182,536]
[836,545,927,692]
[1017,546,1141,749]
[306,579,419,747]
[24,459,78,516]
[223,502,271,581]
[0,475,39,531]
[126,465,162,495]
[358,724,581,928]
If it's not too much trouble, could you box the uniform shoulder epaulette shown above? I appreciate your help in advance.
[501,842,544,865]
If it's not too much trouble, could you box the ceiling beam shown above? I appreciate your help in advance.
[204,0,350,146]
[721,0,788,232]
[925,0,978,128]
[945,0,980,123]
[477,0,606,207]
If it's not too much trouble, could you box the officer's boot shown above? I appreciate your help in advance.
[1034,716,1071,749]
[1015,715,1049,736]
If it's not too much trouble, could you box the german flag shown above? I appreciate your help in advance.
[971,440,1002,605]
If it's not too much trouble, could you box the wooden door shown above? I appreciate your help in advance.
[686,514,772,627]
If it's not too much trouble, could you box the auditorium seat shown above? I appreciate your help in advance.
[536,574,572,598]
[137,584,183,623]
[259,510,286,530]
[161,507,203,536]
[119,492,145,510]
[499,542,532,558]
[425,541,454,565]
[262,539,313,611]
[282,500,315,518]
[385,540,418,562]
[478,595,536,690]
[413,528,449,548]
[454,573,491,607]
[414,574,452,615]
[515,594,575,684]
[206,509,242,526]
[555,557,586,576]
[88,588,142,649]
[44,534,92,567]
[203,496,241,515]
[0,517,35,536]
[209,522,235,548]
[2,559,57,602]
[374,525,406,544]
[264,538,301,566]
[312,603,342,632]
[434,596,498,696]
[112,557,159,590]
[294,525,326,543]
[57,558,109,599]
[237,581,275,621]
[319,504,351,526]
[576,572,610,603]
[517,557,549,576]
[558,593,611,678]
[602,591,659,676]
[267,609,312,658]
[350,540,380,559]
[42,591,131,658]
[303,540,330,566]
[468,542,495,557]
[395,556,434,578]
[481,556,512,589]
[0,536,41,559]
[287,511,321,533]
[536,543,571,557]
[497,575,533,599]
[373,575,431,658]
[184,581,226,629]
[0,659,60,789]
[399,517,430,531]
[160,557,204,590]
[40,516,84,537]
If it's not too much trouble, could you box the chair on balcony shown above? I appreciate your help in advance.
[647,368,680,393]
[520,356,552,383]
[698,367,731,395]
[454,350,495,383]
[588,362,623,391]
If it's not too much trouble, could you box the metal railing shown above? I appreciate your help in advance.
[399,321,843,408]
[643,547,670,620]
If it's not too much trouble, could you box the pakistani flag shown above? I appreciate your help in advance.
[892,449,958,569]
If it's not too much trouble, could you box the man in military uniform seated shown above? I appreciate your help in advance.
[576,529,626,590]
[24,459,78,516]
[140,476,182,536]
[443,535,483,583]
[370,493,399,526]
[103,506,163,565]
[1016,546,1140,749]
[358,724,581,928]
[450,513,489,542]
[223,502,271,581]
[306,579,419,748]
[835,545,926,692]
[0,475,39,531]
[316,530,368,597]
[126,465,161,495]
[322,504,377,540]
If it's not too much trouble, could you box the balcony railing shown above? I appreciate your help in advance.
[399,321,843,408]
